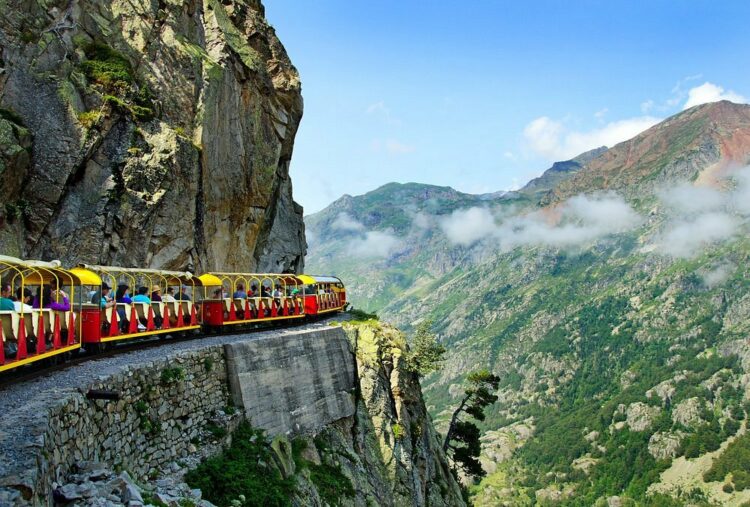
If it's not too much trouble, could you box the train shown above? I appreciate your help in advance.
[0,255,346,373]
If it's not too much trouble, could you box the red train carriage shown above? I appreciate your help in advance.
[199,272,307,327]
[70,265,203,345]
[0,256,83,372]
[298,275,346,315]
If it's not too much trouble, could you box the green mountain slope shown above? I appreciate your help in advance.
[305,101,750,505]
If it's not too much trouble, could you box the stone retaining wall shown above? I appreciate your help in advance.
[0,327,357,506]
[226,326,356,435]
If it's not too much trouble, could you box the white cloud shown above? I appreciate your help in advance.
[641,100,655,114]
[656,212,739,258]
[439,194,641,249]
[439,207,497,246]
[412,212,433,230]
[331,212,365,232]
[496,194,641,250]
[658,184,724,214]
[653,168,750,258]
[594,108,609,119]
[348,230,403,258]
[524,115,660,161]
[503,151,516,160]
[702,263,735,288]
[683,82,747,110]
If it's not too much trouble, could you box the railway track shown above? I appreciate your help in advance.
[0,316,333,390]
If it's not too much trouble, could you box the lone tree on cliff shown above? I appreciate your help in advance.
[442,369,500,478]
[406,320,446,377]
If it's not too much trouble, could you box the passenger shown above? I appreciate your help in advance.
[162,287,176,303]
[249,284,258,297]
[261,285,271,298]
[14,287,33,313]
[212,288,222,299]
[35,283,71,311]
[273,284,283,312]
[115,284,132,304]
[131,287,150,330]
[0,283,14,311]
[233,283,247,299]
[132,286,151,304]
[95,282,115,309]
[115,284,132,332]
[177,285,191,301]
[151,286,162,302]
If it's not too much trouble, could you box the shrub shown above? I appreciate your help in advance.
[185,421,293,506]
[160,367,185,384]
[81,43,134,89]
[77,110,102,128]
[308,462,355,506]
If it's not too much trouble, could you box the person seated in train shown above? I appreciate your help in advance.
[151,286,162,302]
[261,285,271,298]
[212,288,222,299]
[35,283,71,311]
[0,283,14,311]
[249,284,258,297]
[132,286,151,304]
[162,287,176,302]
[131,287,152,330]
[14,287,33,313]
[94,282,115,309]
[115,284,132,332]
[272,285,283,311]
[177,285,191,301]
[233,283,247,299]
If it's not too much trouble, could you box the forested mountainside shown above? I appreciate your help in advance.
[0,0,305,272]
[306,101,750,505]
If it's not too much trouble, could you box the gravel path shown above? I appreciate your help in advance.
[0,316,344,416]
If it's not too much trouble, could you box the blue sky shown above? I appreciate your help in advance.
[264,1,750,213]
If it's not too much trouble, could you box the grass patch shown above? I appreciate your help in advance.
[77,110,102,128]
[81,42,134,89]
[185,421,294,507]
[308,462,355,506]
[160,367,185,384]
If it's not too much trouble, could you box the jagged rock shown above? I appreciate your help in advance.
[648,431,685,460]
[0,0,305,272]
[671,397,705,428]
[625,402,661,432]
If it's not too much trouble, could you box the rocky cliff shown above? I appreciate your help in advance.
[0,0,305,272]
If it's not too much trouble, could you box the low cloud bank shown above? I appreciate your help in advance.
[328,212,403,259]
[433,167,750,258]
[438,194,641,250]
[654,170,750,257]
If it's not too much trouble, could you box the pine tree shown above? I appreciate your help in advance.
[406,320,446,377]
[443,369,500,478]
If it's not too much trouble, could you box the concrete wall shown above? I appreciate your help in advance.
[0,327,357,506]
[226,326,357,436]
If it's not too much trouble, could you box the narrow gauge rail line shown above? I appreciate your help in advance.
[0,316,325,391]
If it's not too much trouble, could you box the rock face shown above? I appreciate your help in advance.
[0,0,305,272]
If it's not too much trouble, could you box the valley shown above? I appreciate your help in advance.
[306,101,750,505]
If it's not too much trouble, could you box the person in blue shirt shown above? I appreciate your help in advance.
[132,286,151,304]
[0,283,15,311]
[233,283,247,299]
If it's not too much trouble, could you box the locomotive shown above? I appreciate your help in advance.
[0,255,345,373]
